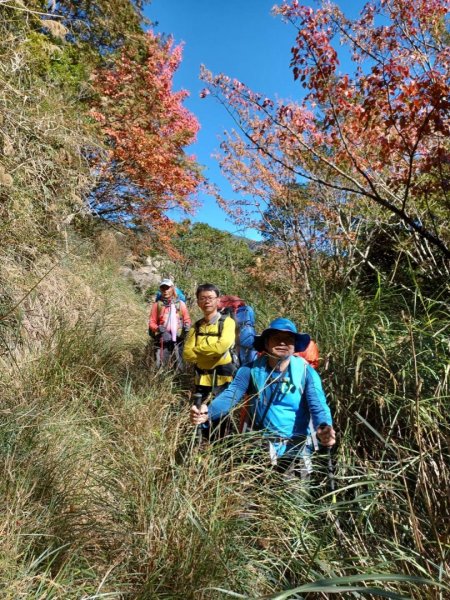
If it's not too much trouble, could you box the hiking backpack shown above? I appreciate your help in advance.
[295,339,320,369]
[217,295,257,366]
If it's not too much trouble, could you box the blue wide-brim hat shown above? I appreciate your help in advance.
[253,317,310,353]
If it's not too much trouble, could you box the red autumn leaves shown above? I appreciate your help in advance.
[201,0,450,257]
[91,31,202,243]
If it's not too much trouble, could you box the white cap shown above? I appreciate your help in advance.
[159,278,174,288]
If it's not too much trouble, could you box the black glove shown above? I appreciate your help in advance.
[148,327,154,337]
[158,325,166,334]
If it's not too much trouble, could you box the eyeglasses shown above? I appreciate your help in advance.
[198,295,218,303]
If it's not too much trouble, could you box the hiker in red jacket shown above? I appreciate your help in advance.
[148,279,191,369]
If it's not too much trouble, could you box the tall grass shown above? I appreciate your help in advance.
[1,236,448,598]
[288,282,449,597]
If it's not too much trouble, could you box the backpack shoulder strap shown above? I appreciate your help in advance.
[156,300,164,319]
[217,313,228,338]
[195,314,228,341]
[194,317,202,336]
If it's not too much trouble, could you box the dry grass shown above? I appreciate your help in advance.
[0,10,99,258]
[1,236,449,598]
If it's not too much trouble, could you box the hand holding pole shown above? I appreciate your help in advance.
[192,393,207,446]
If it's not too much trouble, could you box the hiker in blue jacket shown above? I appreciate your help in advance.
[190,318,335,478]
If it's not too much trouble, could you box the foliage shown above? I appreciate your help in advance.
[24,31,88,92]
[201,0,450,288]
[1,0,204,259]
[0,10,96,258]
[171,222,256,299]
[47,0,149,53]
[1,1,449,597]
[259,182,343,297]
[298,282,449,585]
[90,32,203,248]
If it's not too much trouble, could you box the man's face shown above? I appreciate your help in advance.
[160,285,173,300]
[265,331,295,358]
[197,291,218,315]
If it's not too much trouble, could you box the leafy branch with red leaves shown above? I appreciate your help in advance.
[90,31,203,248]
[201,0,450,260]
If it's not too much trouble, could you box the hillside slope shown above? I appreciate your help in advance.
[1,228,449,599]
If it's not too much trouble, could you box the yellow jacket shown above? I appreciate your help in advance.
[183,313,236,387]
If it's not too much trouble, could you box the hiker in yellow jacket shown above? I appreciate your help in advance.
[183,283,236,400]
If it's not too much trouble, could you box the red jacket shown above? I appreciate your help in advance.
[148,299,191,337]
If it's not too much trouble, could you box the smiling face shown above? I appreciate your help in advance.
[264,330,296,359]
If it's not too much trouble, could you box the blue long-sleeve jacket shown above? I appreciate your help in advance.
[208,355,332,442]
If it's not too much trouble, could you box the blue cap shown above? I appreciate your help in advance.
[253,318,310,353]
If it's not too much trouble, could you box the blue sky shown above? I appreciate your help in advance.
[145,1,356,240]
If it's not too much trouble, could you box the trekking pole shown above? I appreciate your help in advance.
[317,423,346,543]
[326,446,336,503]
[159,334,164,368]
[318,423,336,503]
[192,392,204,447]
